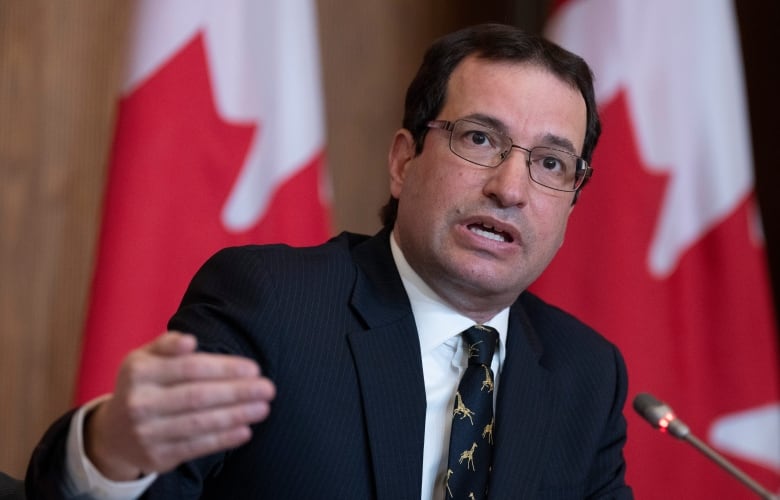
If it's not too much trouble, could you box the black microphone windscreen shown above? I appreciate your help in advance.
[633,392,665,424]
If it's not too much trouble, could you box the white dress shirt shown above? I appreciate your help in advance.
[64,234,509,499]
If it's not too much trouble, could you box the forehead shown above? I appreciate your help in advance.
[441,56,587,150]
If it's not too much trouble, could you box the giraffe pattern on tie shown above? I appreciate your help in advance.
[468,340,483,360]
[482,416,494,445]
[481,365,494,392]
[459,442,478,471]
[445,469,453,497]
[453,391,475,425]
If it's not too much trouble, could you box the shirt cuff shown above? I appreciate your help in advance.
[65,395,158,499]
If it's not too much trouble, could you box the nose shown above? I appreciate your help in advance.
[483,147,531,207]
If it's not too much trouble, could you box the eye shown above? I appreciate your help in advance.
[457,127,499,150]
[530,148,572,175]
[449,120,509,167]
[541,156,563,171]
[468,131,489,146]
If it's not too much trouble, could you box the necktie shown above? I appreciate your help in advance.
[444,325,498,499]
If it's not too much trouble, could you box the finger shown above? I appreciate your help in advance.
[126,378,276,419]
[146,331,198,357]
[160,352,261,384]
[122,351,261,386]
[139,426,254,474]
[134,400,271,443]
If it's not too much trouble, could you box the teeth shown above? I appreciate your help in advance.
[469,225,507,242]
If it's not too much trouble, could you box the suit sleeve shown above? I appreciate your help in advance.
[25,409,78,499]
[586,344,633,500]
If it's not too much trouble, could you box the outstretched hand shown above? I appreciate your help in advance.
[84,332,276,481]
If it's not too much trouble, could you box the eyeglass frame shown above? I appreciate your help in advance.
[426,118,593,193]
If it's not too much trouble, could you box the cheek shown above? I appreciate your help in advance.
[550,207,573,249]
[428,171,476,219]
[530,199,573,245]
[407,161,460,204]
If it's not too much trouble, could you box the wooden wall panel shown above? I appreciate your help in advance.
[0,0,130,477]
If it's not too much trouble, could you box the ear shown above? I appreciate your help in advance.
[388,128,416,198]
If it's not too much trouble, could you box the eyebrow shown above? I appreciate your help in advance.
[540,133,578,155]
[459,113,579,155]
[461,113,507,133]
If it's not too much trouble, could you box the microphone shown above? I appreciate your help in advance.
[633,393,778,500]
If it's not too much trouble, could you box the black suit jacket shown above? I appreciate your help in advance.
[27,229,632,499]
[0,471,24,500]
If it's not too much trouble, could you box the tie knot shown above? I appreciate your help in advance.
[462,325,498,366]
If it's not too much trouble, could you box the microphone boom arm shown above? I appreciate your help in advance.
[683,432,778,500]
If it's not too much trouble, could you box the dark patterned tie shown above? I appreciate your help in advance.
[444,325,498,499]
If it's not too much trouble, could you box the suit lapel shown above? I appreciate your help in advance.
[489,301,559,499]
[347,230,427,499]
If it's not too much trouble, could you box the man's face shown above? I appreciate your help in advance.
[389,56,587,321]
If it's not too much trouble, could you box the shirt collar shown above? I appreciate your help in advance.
[389,231,509,357]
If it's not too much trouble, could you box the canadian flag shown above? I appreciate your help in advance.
[534,1,780,498]
[76,0,331,403]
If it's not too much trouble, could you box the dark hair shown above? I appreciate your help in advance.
[380,23,601,227]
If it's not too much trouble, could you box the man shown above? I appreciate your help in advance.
[28,24,632,499]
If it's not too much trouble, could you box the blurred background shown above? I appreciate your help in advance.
[1,0,778,495]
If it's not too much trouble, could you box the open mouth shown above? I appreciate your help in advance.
[467,223,513,243]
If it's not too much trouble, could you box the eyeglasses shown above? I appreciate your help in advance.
[427,119,592,192]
